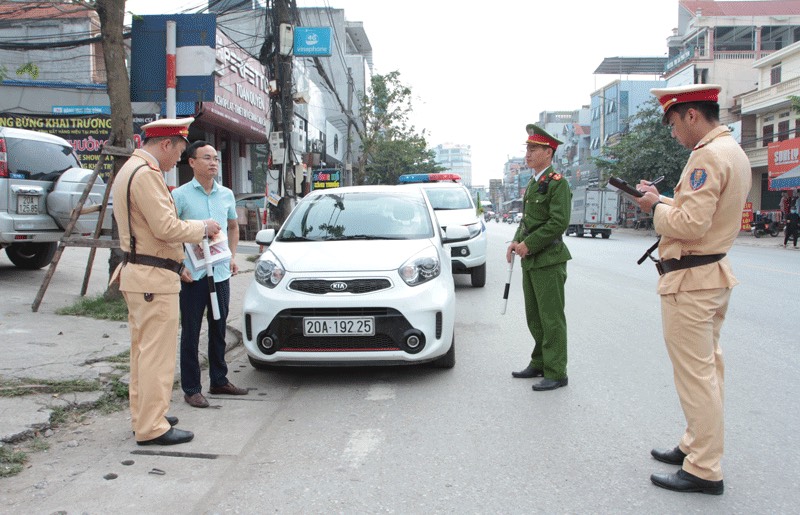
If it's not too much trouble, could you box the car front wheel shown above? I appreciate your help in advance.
[5,242,57,269]
[470,263,486,287]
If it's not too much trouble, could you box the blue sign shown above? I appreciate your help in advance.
[294,27,332,57]
[52,106,111,115]
[130,14,216,103]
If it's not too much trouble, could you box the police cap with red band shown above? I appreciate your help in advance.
[524,124,562,150]
[650,84,722,122]
[141,117,194,142]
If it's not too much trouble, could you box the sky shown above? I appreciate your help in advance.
[126,0,683,186]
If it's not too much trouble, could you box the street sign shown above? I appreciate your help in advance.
[294,27,332,57]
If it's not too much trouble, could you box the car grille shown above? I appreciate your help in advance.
[289,279,392,294]
[287,307,392,316]
[282,334,399,352]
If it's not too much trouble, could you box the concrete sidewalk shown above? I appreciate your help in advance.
[0,230,792,443]
[0,243,258,443]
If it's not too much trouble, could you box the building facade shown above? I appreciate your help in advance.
[663,0,800,212]
[433,143,472,187]
[739,39,800,212]
[214,5,373,188]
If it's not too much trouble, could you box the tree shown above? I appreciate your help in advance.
[356,71,443,184]
[791,95,800,114]
[74,0,133,299]
[594,98,689,192]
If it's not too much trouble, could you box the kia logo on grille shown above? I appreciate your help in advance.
[330,282,348,292]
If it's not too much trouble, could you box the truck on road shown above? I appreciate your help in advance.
[565,187,619,239]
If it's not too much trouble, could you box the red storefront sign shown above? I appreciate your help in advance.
[741,201,753,231]
[767,138,800,190]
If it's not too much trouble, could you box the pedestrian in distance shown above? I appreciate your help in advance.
[634,84,751,495]
[508,124,572,391]
[111,118,222,446]
[172,140,248,408]
[784,207,799,248]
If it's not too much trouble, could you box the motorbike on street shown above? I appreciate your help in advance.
[752,218,782,238]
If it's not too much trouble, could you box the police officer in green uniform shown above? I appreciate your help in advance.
[507,124,572,391]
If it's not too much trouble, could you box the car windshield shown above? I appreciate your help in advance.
[4,136,80,181]
[278,190,434,241]
[422,186,472,210]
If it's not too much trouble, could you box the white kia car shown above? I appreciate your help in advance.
[242,185,469,369]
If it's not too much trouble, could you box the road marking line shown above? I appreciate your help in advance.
[342,429,383,468]
[366,383,396,401]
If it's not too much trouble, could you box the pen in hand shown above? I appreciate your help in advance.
[647,175,665,186]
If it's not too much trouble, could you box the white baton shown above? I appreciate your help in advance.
[501,251,515,315]
[202,238,221,320]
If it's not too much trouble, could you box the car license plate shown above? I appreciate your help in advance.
[303,317,375,336]
[17,195,39,214]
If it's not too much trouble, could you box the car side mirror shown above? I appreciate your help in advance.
[255,228,276,246]
[441,225,470,243]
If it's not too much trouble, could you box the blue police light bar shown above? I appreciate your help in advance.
[398,173,462,183]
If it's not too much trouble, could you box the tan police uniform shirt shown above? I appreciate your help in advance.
[111,149,205,293]
[653,126,751,295]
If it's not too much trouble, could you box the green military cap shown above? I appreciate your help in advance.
[524,124,563,150]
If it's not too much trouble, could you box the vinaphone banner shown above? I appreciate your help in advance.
[0,113,155,180]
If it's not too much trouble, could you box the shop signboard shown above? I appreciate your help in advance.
[293,27,332,57]
[0,113,155,180]
[312,168,341,189]
[768,137,800,190]
[742,201,753,231]
[198,30,269,143]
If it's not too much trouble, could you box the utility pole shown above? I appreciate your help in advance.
[267,0,296,224]
[345,67,353,186]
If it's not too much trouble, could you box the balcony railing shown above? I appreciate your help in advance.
[665,49,777,73]
[744,145,769,167]
[741,76,800,113]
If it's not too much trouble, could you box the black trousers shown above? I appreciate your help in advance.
[179,278,230,395]
[785,228,798,247]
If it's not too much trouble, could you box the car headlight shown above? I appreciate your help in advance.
[398,246,441,286]
[254,252,285,288]
[466,222,482,238]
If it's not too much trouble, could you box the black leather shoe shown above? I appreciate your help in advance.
[137,427,194,446]
[650,469,724,495]
[651,446,687,465]
[532,377,568,391]
[512,365,544,378]
[133,416,179,435]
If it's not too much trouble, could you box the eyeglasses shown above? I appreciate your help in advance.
[196,155,220,163]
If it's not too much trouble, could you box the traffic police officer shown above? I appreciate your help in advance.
[111,118,221,446]
[634,84,751,494]
[508,124,572,391]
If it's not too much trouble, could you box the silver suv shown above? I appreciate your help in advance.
[0,126,106,269]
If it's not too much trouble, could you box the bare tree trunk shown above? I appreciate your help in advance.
[94,0,133,300]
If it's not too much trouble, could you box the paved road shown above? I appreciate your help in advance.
[1,225,798,513]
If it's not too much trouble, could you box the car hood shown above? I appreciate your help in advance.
[270,238,437,273]
[432,209,479,228]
